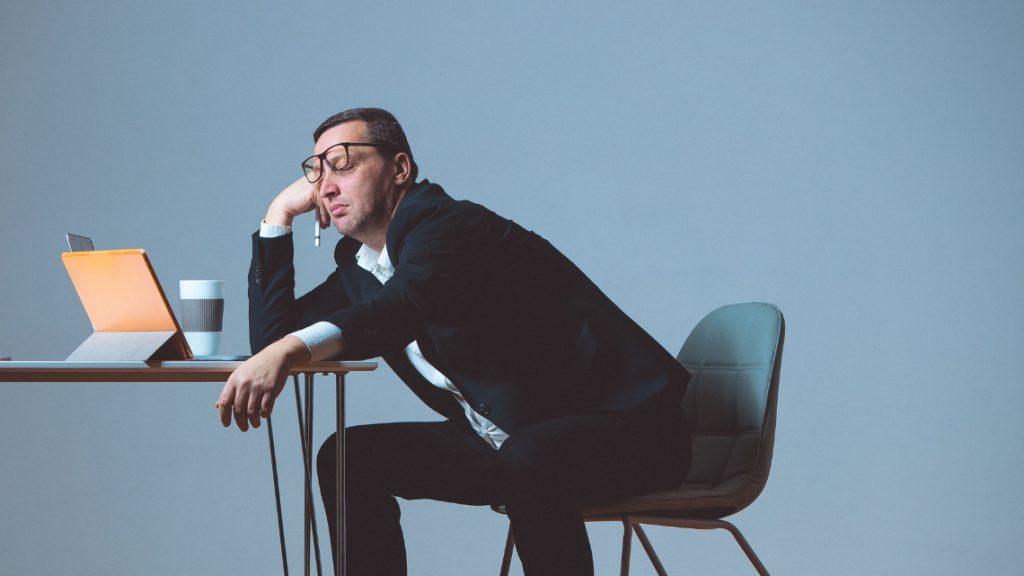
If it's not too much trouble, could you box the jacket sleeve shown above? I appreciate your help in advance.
[318,203,484,360]
[248,230,351,354]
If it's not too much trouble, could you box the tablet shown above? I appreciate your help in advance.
[60,249,192,359]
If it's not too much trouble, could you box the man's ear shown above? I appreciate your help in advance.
[393,152,412,187]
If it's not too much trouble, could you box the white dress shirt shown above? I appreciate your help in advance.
[259,220,509,449]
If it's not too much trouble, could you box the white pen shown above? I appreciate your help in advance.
[314,212,321,247]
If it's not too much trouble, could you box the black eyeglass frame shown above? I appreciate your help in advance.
[301,142,396,183]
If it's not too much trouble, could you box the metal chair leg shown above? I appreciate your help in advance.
[714,519,770,576]
[620,517,632,576]
[587,515,772,576]
[497,513,770,575]
[632,523,667,576]
[499,523,515,576]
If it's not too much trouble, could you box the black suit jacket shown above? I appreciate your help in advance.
[249,179,690,434]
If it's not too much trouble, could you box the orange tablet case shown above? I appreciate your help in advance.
[61,249,193,361]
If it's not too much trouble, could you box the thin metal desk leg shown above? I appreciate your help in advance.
[267,415,290,576]
[303,374,311,576]
[306,374,324,576]
[336,372,346,576]
[293,374,324,576]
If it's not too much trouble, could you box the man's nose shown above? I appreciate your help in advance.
[318,179,339,200]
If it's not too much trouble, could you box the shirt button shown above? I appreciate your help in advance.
[478,402,491,416]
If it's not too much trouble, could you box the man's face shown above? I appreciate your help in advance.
[313,120,398,238]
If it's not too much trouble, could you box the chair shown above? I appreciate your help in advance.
[494,302,785,575]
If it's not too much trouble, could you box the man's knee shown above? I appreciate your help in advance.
[496,435,569,507]
[316,432,336,480]
[317,425,382,490]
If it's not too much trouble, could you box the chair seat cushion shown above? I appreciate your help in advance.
[580,474,762,519]
[489,474,765,520]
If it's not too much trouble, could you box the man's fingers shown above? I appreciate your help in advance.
[233,385,250,432]
[216,382,236,428]
[247,391,262,429]
[318,197,329,228]
[261,394,275,419]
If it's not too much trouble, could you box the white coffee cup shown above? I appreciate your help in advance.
[179,280,224,357]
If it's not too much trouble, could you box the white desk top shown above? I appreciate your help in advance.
[0,360,378,382]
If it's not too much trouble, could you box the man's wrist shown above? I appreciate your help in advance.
[277,335,312,365]
[264,204,294,228]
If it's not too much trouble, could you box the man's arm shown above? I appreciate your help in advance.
[248,222,349,356]
[249,176,347,357]
[313,201,485,360]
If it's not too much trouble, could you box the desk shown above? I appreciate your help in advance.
[0,360,377,576]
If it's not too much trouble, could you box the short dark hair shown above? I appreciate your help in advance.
[313,107,418,184]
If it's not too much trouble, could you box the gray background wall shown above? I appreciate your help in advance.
[1,1,1021,574]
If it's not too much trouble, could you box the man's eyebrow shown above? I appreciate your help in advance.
[312,141,349,155]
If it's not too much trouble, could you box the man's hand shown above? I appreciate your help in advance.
[265,176,330,230]
[215,336,312,431]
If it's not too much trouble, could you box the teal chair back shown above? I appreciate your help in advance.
[675,302,785,516]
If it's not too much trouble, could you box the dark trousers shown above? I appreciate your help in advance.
[316,403,692,576]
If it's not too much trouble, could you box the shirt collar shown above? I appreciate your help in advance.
[355,243,394,279]
[351,178,433,279]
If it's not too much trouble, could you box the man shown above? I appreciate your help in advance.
[215,107,692,575]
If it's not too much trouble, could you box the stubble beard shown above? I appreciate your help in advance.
[336,197,389,243]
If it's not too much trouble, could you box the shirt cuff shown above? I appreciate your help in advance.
[289,321,344,361]
[260,219,292,237]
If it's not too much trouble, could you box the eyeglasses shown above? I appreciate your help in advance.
[301,142,394,183]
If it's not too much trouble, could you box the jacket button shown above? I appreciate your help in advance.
[254,265,261,286]
[478,402,491,416]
